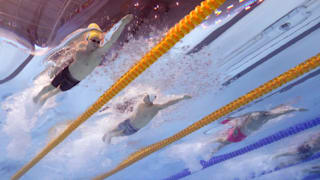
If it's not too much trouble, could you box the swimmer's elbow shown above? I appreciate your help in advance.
[159,104,170,110]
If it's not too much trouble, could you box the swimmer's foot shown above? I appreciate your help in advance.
[210,148,219,157]
[102,134,111,144]
[33,96,39,104]
[102,134,107,142]
[203,153,212,161]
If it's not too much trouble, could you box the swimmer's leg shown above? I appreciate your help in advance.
[202,137,230,160]
[33,84,56,103]
[272,151,297,160]
[308,166,320,173]
[211,142,229,156]
[277,158,299,169]
[208,136,227,144]
[38,87,61,106]
[272,151,300,168]
[102,129,124,144]
[210,137,230,156]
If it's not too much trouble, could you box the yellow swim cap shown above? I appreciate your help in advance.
[87,23,103,41]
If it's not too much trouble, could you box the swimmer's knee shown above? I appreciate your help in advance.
[102,130,120,143]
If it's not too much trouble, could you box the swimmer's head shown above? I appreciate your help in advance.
[143,94,156,105]
[86,23,103,46]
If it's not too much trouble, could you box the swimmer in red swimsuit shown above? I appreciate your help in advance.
[207,104,307,156]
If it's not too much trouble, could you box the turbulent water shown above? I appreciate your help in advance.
[1,0,320,179]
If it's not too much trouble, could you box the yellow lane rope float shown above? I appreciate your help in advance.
[12,0,226,179]
[94,54,320,180]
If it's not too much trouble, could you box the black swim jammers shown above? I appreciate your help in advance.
[51,66,80,91]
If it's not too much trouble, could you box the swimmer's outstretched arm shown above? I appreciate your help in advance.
[96,14,133,55]
[271,106,308,117]
[44,28,103,61]
[62,28,103,47]
[272,150,297,160]
[157,95,192,110]
[275,110,300,117]
[307,166,320,173]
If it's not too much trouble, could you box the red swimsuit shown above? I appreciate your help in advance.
[226,127,247,142]
[221,118,247,143]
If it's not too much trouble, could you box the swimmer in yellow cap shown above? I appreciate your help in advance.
[33,14,133,105]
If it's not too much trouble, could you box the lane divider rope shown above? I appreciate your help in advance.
[94,54,320,179]
[164,116,320,180]
[11,0,226,179]
[303,173,320,180]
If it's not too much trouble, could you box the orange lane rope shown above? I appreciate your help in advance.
[93,54,320,179]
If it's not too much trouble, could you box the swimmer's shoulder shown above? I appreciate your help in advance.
[75,45,87,56]
[75,41,87,51]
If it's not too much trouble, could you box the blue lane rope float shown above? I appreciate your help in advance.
[303,173,320,180]
[164,116,320,180]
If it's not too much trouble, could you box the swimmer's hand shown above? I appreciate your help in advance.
[183,95,192,100]
[121,14,134,25]
[296,108,308,112]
